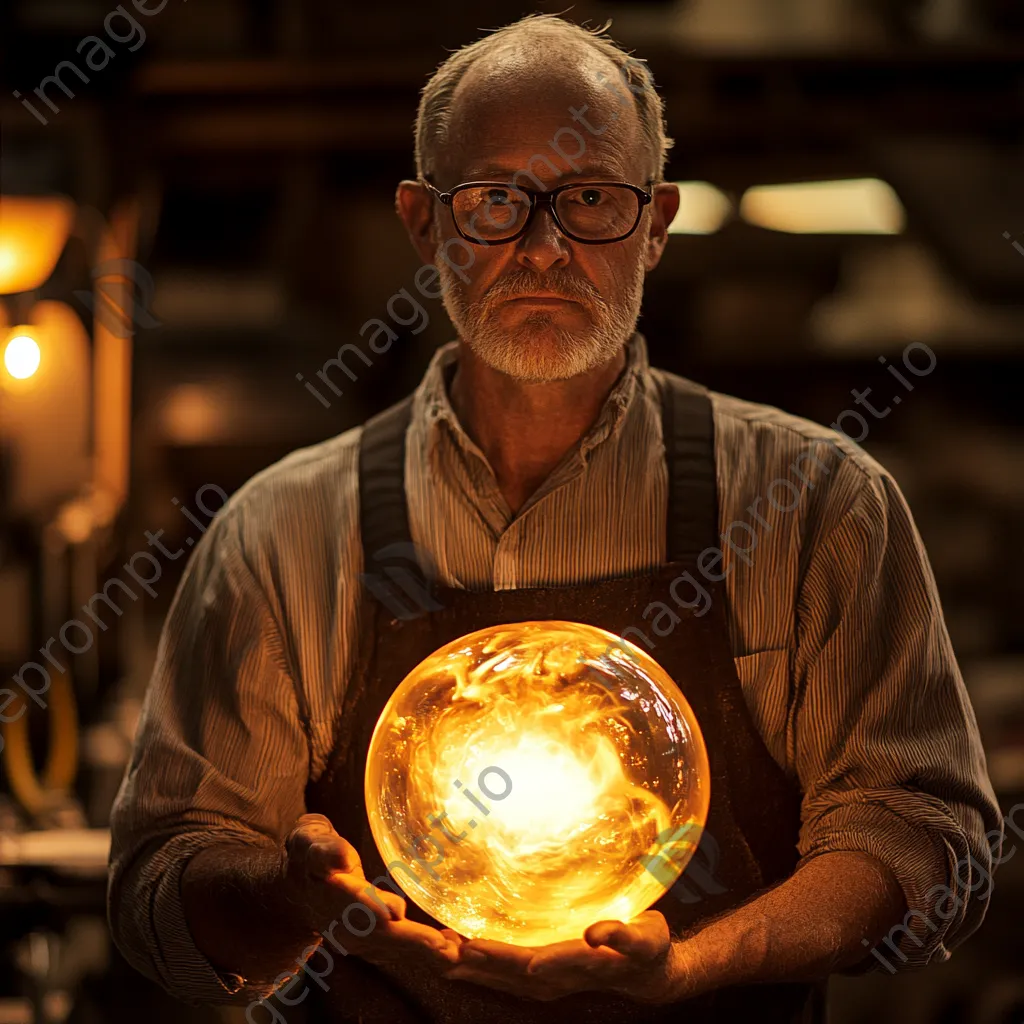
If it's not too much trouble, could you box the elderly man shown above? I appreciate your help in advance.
[108,14,1001,1024]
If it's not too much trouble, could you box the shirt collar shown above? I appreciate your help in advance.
[415,331,651,463]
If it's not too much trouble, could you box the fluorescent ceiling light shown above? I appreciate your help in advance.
[668,182,733,235]
[740,178,905,234]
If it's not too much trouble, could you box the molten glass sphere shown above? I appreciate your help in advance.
[365,621,710,946]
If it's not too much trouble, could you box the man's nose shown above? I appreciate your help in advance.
[514,204,571,273]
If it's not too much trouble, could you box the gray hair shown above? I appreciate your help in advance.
[414,14,674,184]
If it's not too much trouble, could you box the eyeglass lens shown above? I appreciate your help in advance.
[452,185,640,242]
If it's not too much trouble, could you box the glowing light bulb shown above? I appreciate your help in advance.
[365,621,710,946]
[4,331,41,380]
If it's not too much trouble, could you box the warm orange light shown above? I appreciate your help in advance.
[366,621,710,946]
[0,196,76,295]
[0,302,92,515]
[3,329,41,380]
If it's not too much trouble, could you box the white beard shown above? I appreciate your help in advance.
[436,255,646,383]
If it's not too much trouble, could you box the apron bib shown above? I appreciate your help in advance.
[305,374,823,1024]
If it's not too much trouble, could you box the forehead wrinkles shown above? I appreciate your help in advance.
[465,131,632,184]
[444,46,642,180]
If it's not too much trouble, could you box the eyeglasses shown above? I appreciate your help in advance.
[422,178,654,246]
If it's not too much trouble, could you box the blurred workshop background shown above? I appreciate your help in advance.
[1,0,1023,1021]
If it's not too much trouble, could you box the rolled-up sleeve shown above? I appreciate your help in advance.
[107,506,310,1005]
[791,467,1002,967]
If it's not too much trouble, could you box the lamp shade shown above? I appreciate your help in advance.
[0,196,76,295]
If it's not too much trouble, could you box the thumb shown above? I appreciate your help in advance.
[290,813,338,841]
[585,912,668,959]
[307,834,364,879]
[585,920,631,952]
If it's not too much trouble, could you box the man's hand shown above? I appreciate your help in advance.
[444,910,686,1003]
[284,813,460,969]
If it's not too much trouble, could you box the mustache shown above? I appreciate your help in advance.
[484,273,604,308]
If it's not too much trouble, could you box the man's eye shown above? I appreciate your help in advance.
[575,189,606,206]
[486,190,514,205]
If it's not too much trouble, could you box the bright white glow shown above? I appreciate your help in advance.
[740,178,905,234]
[668,182,733,234]
[4,332,41,379]
[0,245,17,280]
[459,733,613,854]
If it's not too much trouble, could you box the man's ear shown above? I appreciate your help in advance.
[644,182,680,271]
[396,180,437,265]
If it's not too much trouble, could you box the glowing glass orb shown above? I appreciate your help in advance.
[4,332,41,380]
[365,621,710,947]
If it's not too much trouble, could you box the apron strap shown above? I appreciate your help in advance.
[359,394,415,562]
[655,370,719,564]
[356,366,720,585]
[358,395,438,620]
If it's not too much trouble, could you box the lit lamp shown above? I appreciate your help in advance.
[366,621,710,946]
[0,301,91,515]
[3,327,42,382]
[0,191,127,507]
[0,195,76,391]
[0,196,76,296]
[0,196,87,806]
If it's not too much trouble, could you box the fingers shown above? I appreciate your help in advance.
[285,815,407,925]
[306,837,361,879]
[458,938,535,971]
[439,928,467,955]
[362,884,408,921]
[362,918,461,967]
[446,923,671,1003]
[584,920,631,952]
[389,918,461,959]
[305,838,401,925]
[448,942,595,1002]
[584,911,669,960]
[287,814,364,878]
[448,936,535,989]
[325,870,404,924]
[527,939,621,976]
[291,812,336,837]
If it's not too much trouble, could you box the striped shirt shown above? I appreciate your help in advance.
[108,332,1002,1006]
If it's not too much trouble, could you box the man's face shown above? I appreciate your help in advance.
[399,58,678,383]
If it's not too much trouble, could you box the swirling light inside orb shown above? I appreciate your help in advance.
[365,621,710,946]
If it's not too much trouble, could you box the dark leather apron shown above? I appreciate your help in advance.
[304,372,824,1024]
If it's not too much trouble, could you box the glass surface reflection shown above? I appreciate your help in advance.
[365,620,710,946]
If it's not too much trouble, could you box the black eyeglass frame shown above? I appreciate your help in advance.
[421,177,655,246]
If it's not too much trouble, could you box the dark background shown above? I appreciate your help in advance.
[1,1,1022,1021]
